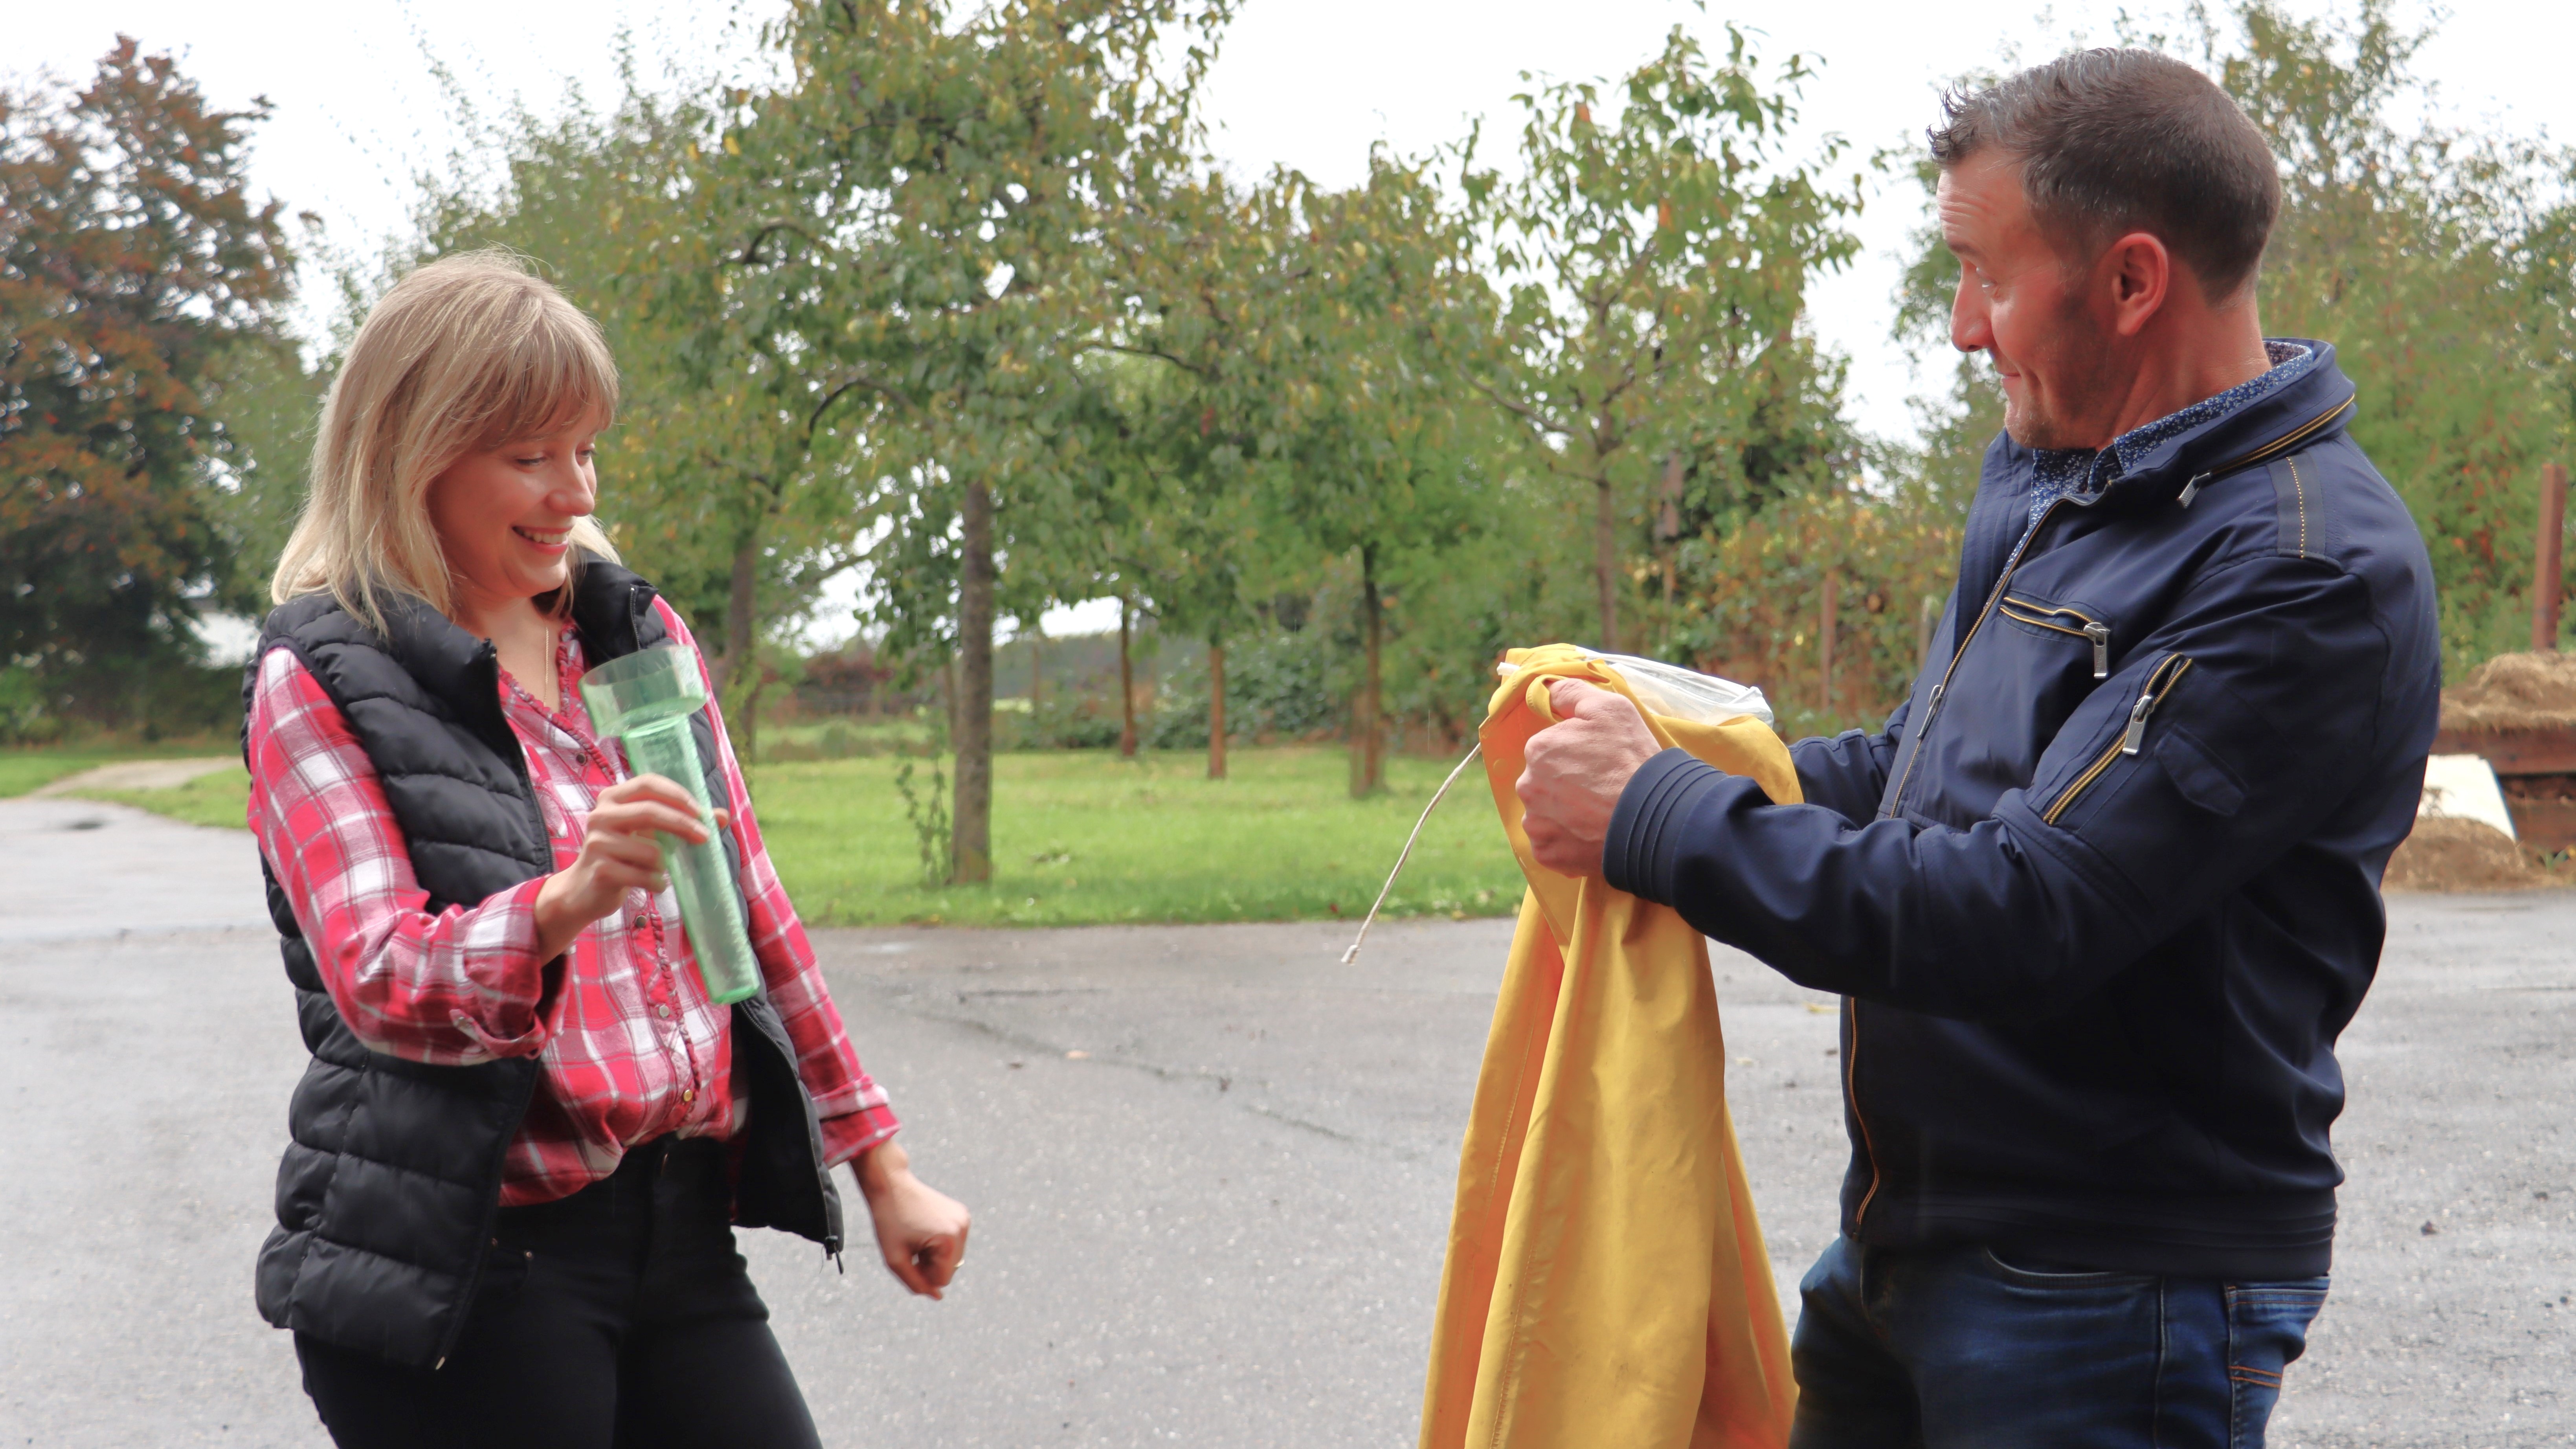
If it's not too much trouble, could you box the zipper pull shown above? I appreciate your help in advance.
[2084,622,2110,680]
[2119,680,2161,755]
[2178,472,2212,508]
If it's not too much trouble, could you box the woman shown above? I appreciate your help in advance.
[244,250,969,1448]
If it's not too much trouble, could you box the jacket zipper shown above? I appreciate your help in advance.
[1999,595,2112,679]
[2041,655,2194,825]
[1856,500,2066,1230]
[2176,394,2354,506]
[1884,501,2067,821]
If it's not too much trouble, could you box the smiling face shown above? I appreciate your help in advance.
[1939,150,2127,451]
[425,415,602,620]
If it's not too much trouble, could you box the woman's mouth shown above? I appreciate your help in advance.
[512,526,571,551]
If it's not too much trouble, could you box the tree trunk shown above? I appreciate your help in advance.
[1029,626,1046,710]
[716,529,759,697]
[1353,553,1384,798]
[1117,597,1139,758]
[1206,640,1227,780]
[950,478,995,884]
[1820,571,1839,722]
[1594,474,1621,653]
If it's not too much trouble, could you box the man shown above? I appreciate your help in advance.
[1517,49,2438,1448]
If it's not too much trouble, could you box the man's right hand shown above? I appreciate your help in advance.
[532,774,720,959]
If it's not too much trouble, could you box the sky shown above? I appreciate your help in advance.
[9,0,2570,638]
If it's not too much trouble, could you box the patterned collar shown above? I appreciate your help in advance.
[2025,340,2319,525]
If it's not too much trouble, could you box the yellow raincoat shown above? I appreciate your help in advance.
[1418,645,1798,1449]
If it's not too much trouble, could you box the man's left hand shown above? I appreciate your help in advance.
[1517,678,1662,876]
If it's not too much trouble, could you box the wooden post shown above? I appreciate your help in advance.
[1819,572,1839,722]
[2534,463,2568,652]
[1916,593,1941,667]
[1117,597,1138,758]
[1207,641,1227,780]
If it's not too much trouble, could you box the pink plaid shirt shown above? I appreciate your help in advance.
[245,598,896,1206]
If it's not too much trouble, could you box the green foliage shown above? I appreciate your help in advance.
[890,755,954,887]
[0,39,294,717]
[2215,0,2576,672]
[1472,24,1864,652]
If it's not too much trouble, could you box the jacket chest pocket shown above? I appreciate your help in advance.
[1996,593,2113,680]
[1908,591,2122,823]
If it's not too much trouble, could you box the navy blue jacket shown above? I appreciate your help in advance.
[1605,343,2439,1278]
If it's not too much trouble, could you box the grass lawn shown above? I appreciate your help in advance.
[78,766,253,830]
[750,745,1523,928]
[48,742,1526,928]
[0,741,239,799]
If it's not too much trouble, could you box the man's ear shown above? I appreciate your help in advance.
[2102,230,2171,338]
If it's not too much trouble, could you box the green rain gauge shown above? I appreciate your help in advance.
[578,647,763,1005]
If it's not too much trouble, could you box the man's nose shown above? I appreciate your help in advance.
[1950,279,1990,354]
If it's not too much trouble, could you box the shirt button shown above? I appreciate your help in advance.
[657,1005,672,1019]
[682,1089,696,1103]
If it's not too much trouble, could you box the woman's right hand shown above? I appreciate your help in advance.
[532,774,720,960]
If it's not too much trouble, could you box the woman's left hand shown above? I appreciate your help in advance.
[853,1140,972,1300]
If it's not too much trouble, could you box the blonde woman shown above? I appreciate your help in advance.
[244,250,968,1448]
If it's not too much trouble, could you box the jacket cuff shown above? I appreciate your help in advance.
[1603,747,1728,904]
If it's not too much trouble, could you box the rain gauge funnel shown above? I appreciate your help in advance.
[578,647,762,1005]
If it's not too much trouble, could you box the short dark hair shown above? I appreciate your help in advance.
[1929,49,2280,300]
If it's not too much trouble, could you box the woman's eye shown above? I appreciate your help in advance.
[515,455,546,467]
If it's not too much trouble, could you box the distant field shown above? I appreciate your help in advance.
[78,766,252,830]
[0,742,238,800]
[44,742,1525,929]
[748,746,1522,928]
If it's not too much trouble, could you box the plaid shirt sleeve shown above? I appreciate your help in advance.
[655,601,899,1165]
[245,647,558,1064]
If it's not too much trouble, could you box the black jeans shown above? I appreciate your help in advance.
[296,1136,823,1449]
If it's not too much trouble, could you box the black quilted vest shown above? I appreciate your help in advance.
[244,558,842,1369]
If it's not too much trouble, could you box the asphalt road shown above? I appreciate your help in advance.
[2,793,2570,1447]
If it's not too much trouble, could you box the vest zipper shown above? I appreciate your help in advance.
[2040,655,2195,826]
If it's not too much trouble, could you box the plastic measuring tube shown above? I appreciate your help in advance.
[577,647,762,1005]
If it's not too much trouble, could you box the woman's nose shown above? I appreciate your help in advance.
[549,462,596,516]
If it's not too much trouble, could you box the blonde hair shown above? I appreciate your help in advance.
[271,248,622,635]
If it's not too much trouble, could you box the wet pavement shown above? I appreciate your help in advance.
[2,795,2568,1446]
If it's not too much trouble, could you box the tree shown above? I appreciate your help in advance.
[1260,159,1502,795]
[397,69,877,754]
[2216,0,2576,669]
[0,37,294,722]
[1471,24,1861,654]
[723,0,1228,880]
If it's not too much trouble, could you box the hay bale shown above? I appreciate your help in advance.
[2385,816,2547,891]
[2441,651,2576,732]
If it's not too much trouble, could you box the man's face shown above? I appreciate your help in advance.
[1938,151,2123,450]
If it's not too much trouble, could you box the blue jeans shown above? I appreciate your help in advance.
[1788,1236,2327,1449]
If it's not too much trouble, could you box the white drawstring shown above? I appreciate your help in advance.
[1341,741,1485,964]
